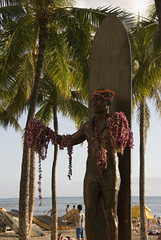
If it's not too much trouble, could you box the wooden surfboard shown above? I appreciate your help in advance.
[88,14,132,240]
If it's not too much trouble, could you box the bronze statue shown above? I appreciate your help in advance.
[27,89,133,240]
[57,89,133,240]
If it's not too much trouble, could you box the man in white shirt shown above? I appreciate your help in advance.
[75,205,85,240]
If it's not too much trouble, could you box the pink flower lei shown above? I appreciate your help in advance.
[59,135,73,180]
[26,119,73,204]
[94,112,133,177]
[108,112,134,154]
[93,119,108,178]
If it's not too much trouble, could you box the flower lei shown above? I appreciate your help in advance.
[59,135,73,180]
[26,119,73,204]
[94,112,133,177]
[108,112,134,154]
[93,118,108,178]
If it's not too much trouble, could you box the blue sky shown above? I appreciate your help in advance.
[1,0,160,198]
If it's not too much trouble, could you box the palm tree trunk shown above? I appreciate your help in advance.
[51,106,58,240]
[19,145,31,240]
[139,99,148,240]
[154,0,161,39]
[19,18,48,240]
[29,150,36,231]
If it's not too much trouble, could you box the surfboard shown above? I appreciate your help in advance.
[88,14,132,240]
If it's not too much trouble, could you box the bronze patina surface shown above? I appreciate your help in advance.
[88,14,132,240]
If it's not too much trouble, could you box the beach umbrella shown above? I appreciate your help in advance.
[132,205,154,219]
[146,211,155,220]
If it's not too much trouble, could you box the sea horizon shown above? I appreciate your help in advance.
[0,196,161,217]
[0,195,161,199]
[1,195,161,199]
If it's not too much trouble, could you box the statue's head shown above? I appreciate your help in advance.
[92,89,114,106]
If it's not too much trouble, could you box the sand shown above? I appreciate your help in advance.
[0,226,161,240]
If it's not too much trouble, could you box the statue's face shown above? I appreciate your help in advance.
[93,96,107,114]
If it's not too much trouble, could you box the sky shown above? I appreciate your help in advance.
[1,0,161,199]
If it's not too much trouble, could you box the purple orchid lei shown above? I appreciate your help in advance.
[94,123,108,178]
[26,119,72,204]
[95,112,133,177]
[59,135,73,180]
[108,112,134,154]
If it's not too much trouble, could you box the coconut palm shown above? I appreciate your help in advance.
[130,14,161,240]
[36,74,88,239]
[0,1,134,239]
[0,1,90,239]
[154,0,161,39]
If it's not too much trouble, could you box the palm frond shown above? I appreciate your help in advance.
[148,85,161,117]
[36,101,53,126]
[58,97,88,128]
[0,109,22,131]
[70,6,135,29]
[146,3,158,20]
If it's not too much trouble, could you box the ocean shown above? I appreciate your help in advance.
[0,196,161,218]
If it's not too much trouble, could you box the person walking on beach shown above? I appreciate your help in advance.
[75,204,85,240]
[66,205,70,213]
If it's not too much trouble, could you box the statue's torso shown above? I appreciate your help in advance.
[81,120,120,189]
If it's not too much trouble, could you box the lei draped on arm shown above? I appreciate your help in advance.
[26,119,56,159]
[108,112,134,154]
[26,119,73,204]
[59,135,73,180]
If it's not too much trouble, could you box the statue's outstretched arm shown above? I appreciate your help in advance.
[57,127,86,146]
[71,128,86,146]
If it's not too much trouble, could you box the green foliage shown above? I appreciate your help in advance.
[0,0,135,130]
[130,12,161,110]
[36,74,88,129]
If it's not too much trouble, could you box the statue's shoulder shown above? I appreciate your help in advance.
[80,120,90,131]
[110,111,127,117]
[77,120,91,136]
[109,111,129,123]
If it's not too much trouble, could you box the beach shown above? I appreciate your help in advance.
[0,226,161,240]
[1,197,161,239]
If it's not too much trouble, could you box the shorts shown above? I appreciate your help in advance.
[76,228,84,239]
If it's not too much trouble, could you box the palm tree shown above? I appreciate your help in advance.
[0,1,90,239]
[0,1,134,239]
[154,0,161,39]
[36,75,88,239]
[130,13,161,240]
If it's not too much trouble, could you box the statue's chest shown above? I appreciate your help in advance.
[85,122,109,147]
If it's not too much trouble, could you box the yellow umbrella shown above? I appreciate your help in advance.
[132,205,154,219]
[146,211,155,220]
